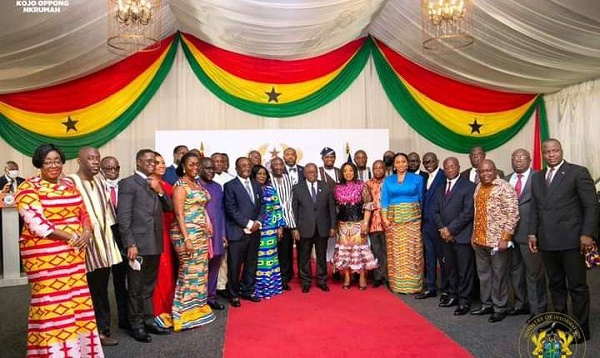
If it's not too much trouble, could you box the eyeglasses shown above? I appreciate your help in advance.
[511,155,530,160]
[43,160,63,167]
[102,166,120,171]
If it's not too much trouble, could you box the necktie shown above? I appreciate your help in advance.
[289,167,296,172]
[515,174,523,197]
[244,179,255,203]
[311,183,317,203]
[546,167,554,187]
[110,186,117,208]
[445,180,452,198]
[474,170,480,184]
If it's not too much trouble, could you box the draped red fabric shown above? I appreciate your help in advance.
[533,107,542,170]
[183,33,365,84]
[0,35,176,114]
[374,39,536,112]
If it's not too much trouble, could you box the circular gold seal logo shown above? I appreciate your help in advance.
[518,312,586,357]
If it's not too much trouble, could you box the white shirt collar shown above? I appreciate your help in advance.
[135,170,148,180]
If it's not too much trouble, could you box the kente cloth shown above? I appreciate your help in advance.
[16,177,104,357]
[168,180,215,331]
[254,185,286,299]
[385,202,424,294]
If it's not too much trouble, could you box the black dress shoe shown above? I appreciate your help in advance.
[470,307,494,315]
[439,298,458,308]
[208,301,226,310]
[132,328,152,343]
[488,312,507,323]
[282,282,291,291]
[317,283,330,292]
[145,322,171,335]
[301,285,310,293]
[240,295,261,303]
[440,293,450,302]
[507,307,530,316]
[99,332,118,346]
[454,305,470,316]
[415,290,437,299]
[230,298,241,307]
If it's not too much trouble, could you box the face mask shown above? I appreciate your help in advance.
[105,178,119,186]
[7,170,19,179]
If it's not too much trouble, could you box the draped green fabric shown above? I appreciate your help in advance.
[0,35,179,159]
[371,43,546,153]
[181,37,371,118]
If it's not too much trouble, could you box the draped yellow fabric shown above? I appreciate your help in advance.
[182,36,350,104]
[0,43,171,137]
[401,77,536,136]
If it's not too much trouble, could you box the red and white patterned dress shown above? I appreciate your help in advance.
[16,177,104,358]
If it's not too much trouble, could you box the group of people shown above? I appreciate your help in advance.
[8,137,598,357]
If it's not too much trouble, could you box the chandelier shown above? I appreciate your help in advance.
[421,0,474,51]
[107,0,161,56]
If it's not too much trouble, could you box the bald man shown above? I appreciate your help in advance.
[68,147,123,346]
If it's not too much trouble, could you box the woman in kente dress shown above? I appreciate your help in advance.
[151,152,177,328]
[251,165,286,299]
[16,144,104,357]
[169,152,215,331]
[333,162,378,290]
[381,153,424,294]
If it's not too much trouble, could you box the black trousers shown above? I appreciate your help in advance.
[298,232,328,286]
[423,222,447,293]
[277,228,295,283]
[87,267,112,332]
[541,249,590,338]
[369,231,387,282]
[443,241,475,305]
[227,231,261,298]
[111,260,129,327]
[127,254,160,329]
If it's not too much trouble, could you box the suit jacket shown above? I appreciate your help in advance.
[530,162,599,251]
[416,170,429,183]
[292,180,337,238]
[318,167,340,188]
[422,169,445,225]
[433,177,475,244]
[224,177,262,242]
[505,171,535,244]
[460,168,505,182]
[0,175,25,193]
[117,173,173,256]
[284,165,305,184]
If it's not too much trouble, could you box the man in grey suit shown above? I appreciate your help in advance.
[529,139,599,341]
[292,163,337,293]
[118,149,173,342]
[505,149,547,320]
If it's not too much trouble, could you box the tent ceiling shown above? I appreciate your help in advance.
[0,0,598,94]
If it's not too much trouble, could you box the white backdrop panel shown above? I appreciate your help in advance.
[156,129,389,169]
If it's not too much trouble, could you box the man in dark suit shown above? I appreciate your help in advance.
[0,161,25,194]
[505,149,547,320]
[529,139,598,341]
[292,163,337,293]
[354,150,372,182]
[164,145,188,185]
[317,147,340,187]
[408,152,429,182]
[460,145,504,183]
[416,153,447,301]
[224,157,263,307]
[283,147,304,185]
[433,157,475,315]
[118,149,173,342]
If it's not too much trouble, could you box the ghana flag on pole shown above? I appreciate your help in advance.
[181,33,370,117]
[0,34,179,159]
[372,38,548,159]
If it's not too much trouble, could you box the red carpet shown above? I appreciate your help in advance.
[224,279,473,358]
